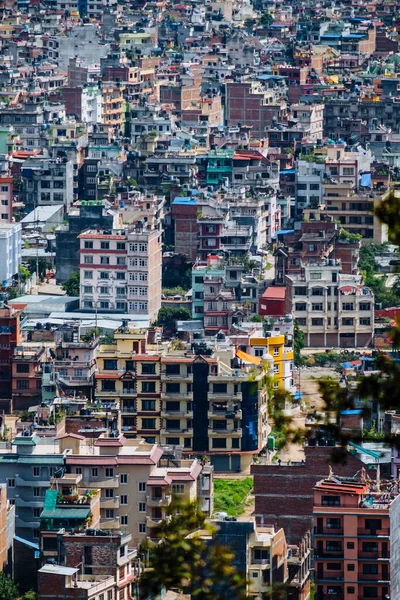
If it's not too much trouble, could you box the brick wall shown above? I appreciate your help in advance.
[252,446,373,543]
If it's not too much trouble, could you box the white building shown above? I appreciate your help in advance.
[325,143,373,185]
[81,86,103,125]
[295,159,325,216]
[0,223,22,286]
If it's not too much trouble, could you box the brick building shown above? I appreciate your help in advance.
[0,304,21,408]
[313,475,397,600]
[226,82,287,139]
[171,196,198,262]
[251,445,375,545]
[12,345,46,411]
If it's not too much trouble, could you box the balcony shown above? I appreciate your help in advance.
[315,571,344,581]
[358,550,390,559]
[146,494,172,507]
[357,528,390,537]
[358,571,389,582]
[208,392,242,401]
[15,496,43,508]
[16,476,49,488]
[209,427,242,436]
[100,497,120,509]
[146,515,165,528]
[100,517,120,529]
[314,527,343,535]
[314,551,344,559]
[161,409,193,418]
[161,372,192,381]
[161,392,193,400]
[87,476,119,489]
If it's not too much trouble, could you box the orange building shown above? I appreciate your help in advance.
[313,475,397,600]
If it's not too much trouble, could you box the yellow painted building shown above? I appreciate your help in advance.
[249,334,295,393]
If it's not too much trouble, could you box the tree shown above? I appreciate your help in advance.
[293,319,305,367]
[0,573,18,600]
[139,500,248,600]
[61,272,80,297]
[259,12,274,27]
[249,314,262,322]
[156,306,191,328]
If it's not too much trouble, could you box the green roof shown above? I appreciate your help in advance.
[0,455,63,464]
[44,490,58,511]
[41,508,91,520]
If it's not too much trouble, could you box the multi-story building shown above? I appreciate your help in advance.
[56,201,117,283]
[52,324,99,400]
[59,434,209,545]
[0,176,13,223]
[286,259,374,348]
[313,475,398,600]
[79,223,161,320]
[95,326,270,471]
[291,102,324,141]
[102,85,125,134]
[0,432,64,542]
[0,223,21,287]
[12,345,47,411]
[203,275,235,336]
[0,304,21,407]
[295,159,325,217]
[21,156,74,212]
[322,182,388,243]
[249,332,295,394]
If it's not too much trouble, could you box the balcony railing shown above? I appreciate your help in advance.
[314,527,343,535]
[358,572,389,581]
[358,550,390,559]
[315,571,344,581]
[357,528,390,536]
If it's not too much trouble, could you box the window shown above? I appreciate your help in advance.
[363,588,378,598]
[360,318,371,326]
[326,563,342,571]
[16,363,29,373]
[342,303,354,311]
[117,257,126,266]
[84,271,93,279]
[7,478,15,488]
[33,508,41,518]
[142,381,156,393]
[139,523,146,534]
[83,286,93,294]
[33,487,41,497]
[363,564,378,574]
[142,418,156,429]
[254,549,269,561]
[294,287,307,295]
[117,242,125,250]
[138,482,146,493]
[84,255,93,264]
[360,303,371,311]
[347,587,355,594]
[312,303,323,311]
[120,474,128,484]
[172,484,185,495]
[91,468,98,477]
[75,467,82,475]
[100,272,109,279]
[326,541,342,551]
[108,592,113,600]
[326,518,341,529]
[104,360,117,370]
[347,564,355,571]
[120,515,128,526]
[310,272,322,280]
[212,438,227,448]
[295,302,307,311]
[142,400,156,411]
[105,468,114,478]
[100,256,110,265]
[312,288,324,296]
[166,383,180,394]
[117,272,125,280]
[0,186,8,192]
[120,495,128,505]
[17,380,29,389]
[310,183,320,191]
[342,318,354,326]
[311,318,323,326]
[105,509,114,519]
[100,286,109,295]
[105,488,114,498]
[322,496,340,507]
[138,502,146,512]
[102,380,115,392]
[142,363,156,374]
[347,542,355,549]
[101,241,110,250]
[84,241,93,249]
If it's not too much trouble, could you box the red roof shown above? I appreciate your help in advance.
[262,286,286,300]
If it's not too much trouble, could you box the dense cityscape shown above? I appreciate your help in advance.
[0,0,399,598]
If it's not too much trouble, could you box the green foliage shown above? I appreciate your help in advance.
[162,287,188,297]
[61,272,80,297]
[249,314,262,322]
[259,11,274,26]
[0,573,18,600]
[363,420,385,442]
[311,350,360,367]
[293,319,305,367]
[339,228,362,242]
[192,342,213,356]
[156,306,191,328]
[19,264,31,283]
[22,591,36,600]
[213,478,253,517]
[139,500,248,600]
[358,243,400,308]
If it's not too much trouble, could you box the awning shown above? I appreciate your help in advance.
[41,508,91,519]
[236,350,261,366]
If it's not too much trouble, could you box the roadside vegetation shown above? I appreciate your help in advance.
[213,477,253,517]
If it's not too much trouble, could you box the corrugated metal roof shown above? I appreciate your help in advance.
[41,507,91,519]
